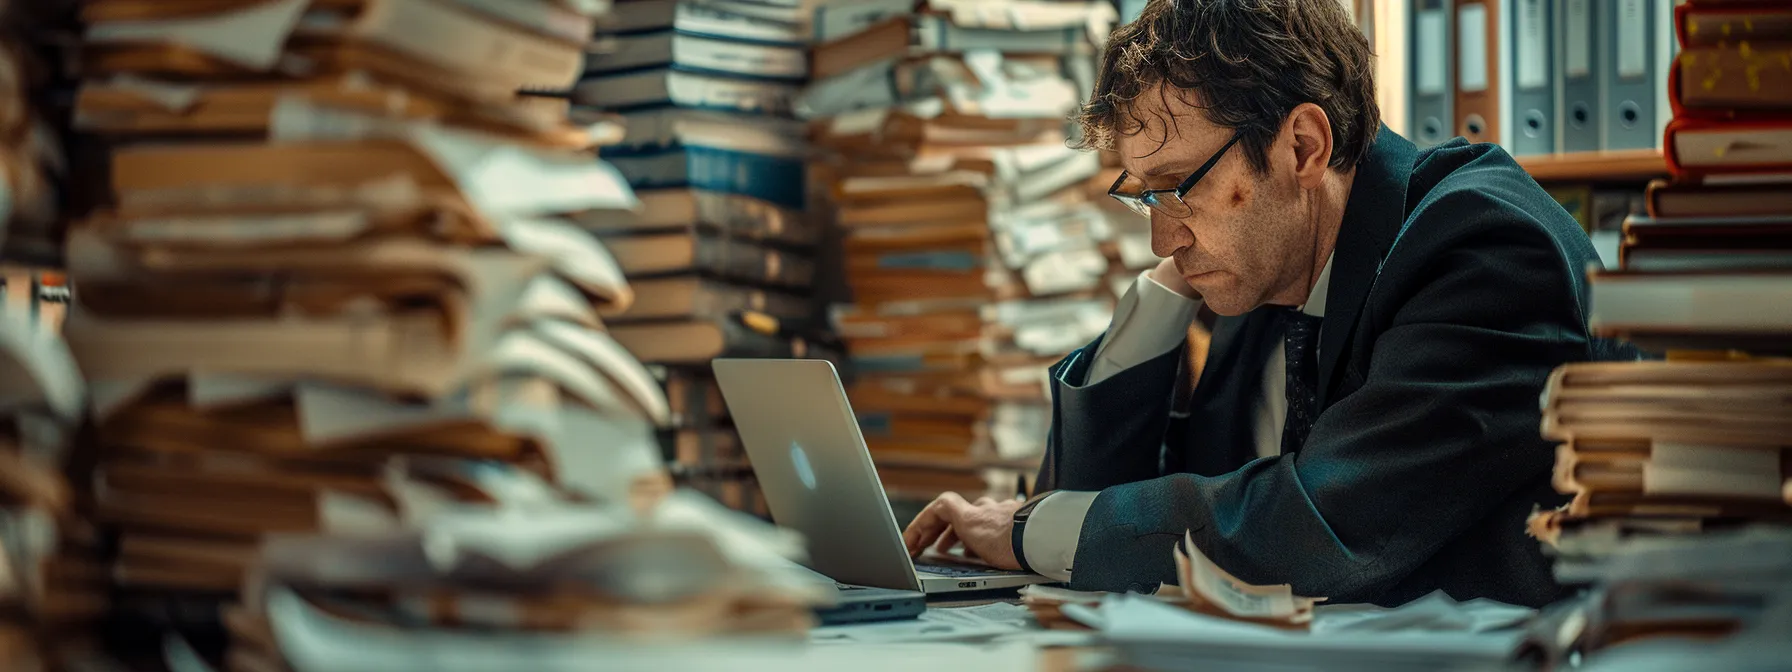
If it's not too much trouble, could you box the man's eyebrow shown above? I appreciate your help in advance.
[1140,161,1191,179]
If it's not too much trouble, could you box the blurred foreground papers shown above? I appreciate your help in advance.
[265,581,1034,672]
[1067,593,1528,672]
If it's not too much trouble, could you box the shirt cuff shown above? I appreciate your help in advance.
[1020,490,1098,582]
[1087,270,1203,385]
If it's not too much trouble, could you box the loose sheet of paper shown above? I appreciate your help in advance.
[811,602,1034,644]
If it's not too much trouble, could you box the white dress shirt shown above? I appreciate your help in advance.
[1021,257,1335,582]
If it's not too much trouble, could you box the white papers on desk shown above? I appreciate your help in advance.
[268,586,1037,672]
[1312,591,1535,634]
[811,603,1034,645]
[1069,594,1527,672]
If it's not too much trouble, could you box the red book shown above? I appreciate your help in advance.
[1664,116,1792,180]
[1677,3,1792,49]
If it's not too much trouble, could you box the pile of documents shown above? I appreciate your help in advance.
[0,0,70,267]
[1535,360,1791,554]
[56,0,751,653]
[804,0,1119,502]
[1050,586,1531,672]
[1531,361,1792,663]
[1515,528,1792,670]
[0,309,108,669]
[1529,6,1792,659]
[225,491,833,671]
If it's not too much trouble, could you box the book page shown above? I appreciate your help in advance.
[1176,531,1323,621]
[84,0,310,70]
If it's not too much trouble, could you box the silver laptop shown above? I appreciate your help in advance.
[713,358,1049,594]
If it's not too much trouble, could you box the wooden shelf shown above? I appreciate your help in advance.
[1517,149,1667,182]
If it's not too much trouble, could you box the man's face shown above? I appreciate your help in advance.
[1114,89,1314,316]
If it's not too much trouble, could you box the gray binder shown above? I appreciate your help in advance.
[1509,0,1554,156]
[1409,0,1453,148]
[1555,0,1598,153]
[1599,0,1655,150]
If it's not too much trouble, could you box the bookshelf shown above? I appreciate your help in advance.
[1515,150,1668,183]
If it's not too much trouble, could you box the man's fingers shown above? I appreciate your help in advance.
[974,496,995,507]
[902,496,956,557]
[933,526,960,554]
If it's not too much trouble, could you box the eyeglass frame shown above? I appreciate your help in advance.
[1106,131,1245,219]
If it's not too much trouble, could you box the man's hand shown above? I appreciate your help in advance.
[1148,256,1201,300]
[901,492,1024,570]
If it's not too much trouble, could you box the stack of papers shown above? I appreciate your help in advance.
[0,309,108,668]
[222,491,835,671]
[1530,361,1792,572]
[0,1,67,266]
[1064,592,1531,672]
[1171,532,1323,628]
[47,0,844,661]
[1514,528,1792,669]
[809,0,1120,501]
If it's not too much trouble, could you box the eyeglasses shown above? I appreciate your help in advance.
[1107,132,1243,219]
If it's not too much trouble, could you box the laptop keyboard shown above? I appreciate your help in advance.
[914,562,1032,578]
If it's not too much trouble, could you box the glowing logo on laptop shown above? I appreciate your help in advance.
[790,441,818,490]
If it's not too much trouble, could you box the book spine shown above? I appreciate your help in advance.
[863,250,983,271]
[664,70,801,116]
[1671,45,1792,117]
[684,145,807,207]
[587,32,807,80]
[692,282,810,320]
[1678,6,1792,49]
[694,192,819,247]
[692,236,816,287]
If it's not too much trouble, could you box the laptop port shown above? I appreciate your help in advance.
[959,581,977,588]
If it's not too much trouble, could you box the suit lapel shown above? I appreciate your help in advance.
[1316,126,1417,409]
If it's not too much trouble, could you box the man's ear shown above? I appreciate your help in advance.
[1285,103,1334,191]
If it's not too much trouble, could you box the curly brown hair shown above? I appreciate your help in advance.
[1073,0,1380,175]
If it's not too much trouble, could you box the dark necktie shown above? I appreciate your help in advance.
[1280,308,1323,455]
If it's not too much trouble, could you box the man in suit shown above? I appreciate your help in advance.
[900,0,1612,607]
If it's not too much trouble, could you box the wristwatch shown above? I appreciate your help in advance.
[1010,492,1052,574]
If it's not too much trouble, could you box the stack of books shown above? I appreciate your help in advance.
[656,365,767,515]
[0,311,107,669]
[1533,360,1792,560]
[1620,0,1792,352]
[62,0,681,651]
[1527,2,1792,662]
[573,0,830,512]
[804,0,1118,503]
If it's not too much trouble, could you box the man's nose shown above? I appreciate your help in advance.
[1150,210,1195,257]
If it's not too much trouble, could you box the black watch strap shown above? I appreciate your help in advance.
[1011,493,1052,574]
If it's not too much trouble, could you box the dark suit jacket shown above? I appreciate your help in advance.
[1037,127,1610,608]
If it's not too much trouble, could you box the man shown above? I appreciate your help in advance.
[901,0,1613,608]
